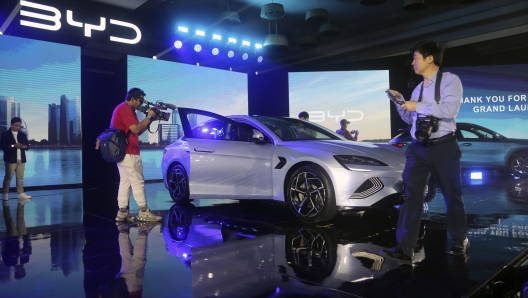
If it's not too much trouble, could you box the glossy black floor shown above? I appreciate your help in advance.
[1,171,528,298]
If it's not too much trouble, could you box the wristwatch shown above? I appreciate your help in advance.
[147,115,153,121]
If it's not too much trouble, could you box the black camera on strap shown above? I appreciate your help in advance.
[415,71,442,141]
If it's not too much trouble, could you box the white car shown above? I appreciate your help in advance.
[162,108,406,222]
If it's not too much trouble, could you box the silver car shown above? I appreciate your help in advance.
[162,108,405,222]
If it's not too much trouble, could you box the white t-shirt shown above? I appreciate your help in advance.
[11,131,21,161]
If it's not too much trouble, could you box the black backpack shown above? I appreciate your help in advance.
[97,128,128,162]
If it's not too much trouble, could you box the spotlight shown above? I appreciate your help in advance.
[0,31,3,35]
[242,53,248,60]
[470,172,482,179]
[177,26,188,33]
[174,40,183,49]
[228,38,236,44]
[257,56,263,63]
[152,56,157,59]
[255,71,258,75]
[229,67,232,71]
[227,50,234,58]
[212,34,222,41]
[196,62,200,66]
[242,40,250,47]
[194,44,202,52]
[212,48,219,55]
[195,30,205,36]
[255,43,263,49]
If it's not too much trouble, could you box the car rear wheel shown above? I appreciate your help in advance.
[286,164,336,223]
[168,164,190,202]
[509,151,528,178]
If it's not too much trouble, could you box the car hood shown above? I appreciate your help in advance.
[504,138,528,144]
[285,140,406,166]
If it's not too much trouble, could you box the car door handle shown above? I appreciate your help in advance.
[462,143,472,146]
[194,148,215,153]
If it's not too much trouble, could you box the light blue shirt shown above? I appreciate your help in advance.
[397,71,463,140]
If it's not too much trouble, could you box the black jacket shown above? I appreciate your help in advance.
[0,129,29,163]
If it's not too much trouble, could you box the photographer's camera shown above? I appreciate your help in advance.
[415,115,440,141]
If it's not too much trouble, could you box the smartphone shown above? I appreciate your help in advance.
[385,89,404,106]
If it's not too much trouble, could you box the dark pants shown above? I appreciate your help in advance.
[396,139,467,256]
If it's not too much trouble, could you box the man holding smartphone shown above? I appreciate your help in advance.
[1,117,31,201]
[382,41,468,264]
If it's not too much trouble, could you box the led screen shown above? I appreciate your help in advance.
[444,65,528,138]
[128,56,248,179]
[0,35,81,187]
[289,70,391,142]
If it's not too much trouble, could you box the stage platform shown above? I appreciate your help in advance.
[1,172,528,297]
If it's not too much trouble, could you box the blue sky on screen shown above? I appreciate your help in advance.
[128,56,248,143]
[0,35,80,141]
[289,70,391,141]
[445,65,528,138]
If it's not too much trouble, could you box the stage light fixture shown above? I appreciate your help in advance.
[0,31,3,35]
[255,43,263,49]
[196,62,200,66]
[242,40,250,47]
[194,44,202,52]
[213,34,222,41]
[178,26,188,33]
[229,67,232,71]
[153,56,157,59]
[174,40,183,49]
[195,30,205,36]
[257,56,263,63]
[227,50,234,58]
[212,48,219,55]
[228,38,237,44]
[242,53,248,60]
[255,71,258,75]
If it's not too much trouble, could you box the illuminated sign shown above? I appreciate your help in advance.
[19,0,141,44]
[309,110,364,123]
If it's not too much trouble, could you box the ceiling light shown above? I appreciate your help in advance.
[177,26,188,33]
[174,40,183,49]
[242,40,250,47]
[227,51,235,58]
[403,0,428,11]
[305,8,328,23]
[319,23,339,37]
[255,43,263,49]
[195,30,205,36]
[260,3,285,20]
[263,34,289,58]
[219,4,241,24]
[212,48,219,55]
[228,38,237,44]
[194,44,202,52]
[212,34,222,41]
[257,56,263,63]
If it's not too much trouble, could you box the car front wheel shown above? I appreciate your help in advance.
[168,164,190,202]
[286,164,336,223]
[510,151,528,178]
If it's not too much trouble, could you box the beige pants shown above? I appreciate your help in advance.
[3,161,25,194]
[117,154,147,209]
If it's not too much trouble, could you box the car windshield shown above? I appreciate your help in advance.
[253,117,342,141]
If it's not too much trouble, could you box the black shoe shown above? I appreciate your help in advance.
[381,246,413,265]
[447,238,470,256]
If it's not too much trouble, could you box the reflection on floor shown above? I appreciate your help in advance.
[1,171,528,297]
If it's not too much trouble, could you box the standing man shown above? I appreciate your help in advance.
[111,88,162,222]
[336,119,358,141]
[382,41,468,263]
[1,117,31,201]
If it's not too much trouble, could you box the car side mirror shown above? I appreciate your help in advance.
[252,129,266,144]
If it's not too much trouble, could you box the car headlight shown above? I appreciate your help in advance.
[334,155,388,171]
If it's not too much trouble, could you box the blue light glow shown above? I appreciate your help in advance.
[212,48,219,55]
[194,44,202,52]
[257,56,263,63]
[242,53,248,60]
[174,40,183,49]
[227,50,234,58]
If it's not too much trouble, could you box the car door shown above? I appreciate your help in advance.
[177,108,274,199]
[456,124,505,166]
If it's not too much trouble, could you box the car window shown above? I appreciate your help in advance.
[189,115,253,142]
[460,129,480,139]
[252,117,342,141]
[230,118,273,143]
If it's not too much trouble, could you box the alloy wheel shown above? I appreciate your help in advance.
[289,172,326,218]
[169,166,188,202]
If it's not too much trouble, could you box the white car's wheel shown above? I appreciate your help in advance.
[510,151,528,178]
[168,164,190,202]
[286,164,337,223]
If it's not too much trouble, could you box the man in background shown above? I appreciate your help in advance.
[1,117,31,201]
[298,111,309,121]
[336,119,358,141]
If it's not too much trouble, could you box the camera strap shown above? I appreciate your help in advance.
[418,71,442,104]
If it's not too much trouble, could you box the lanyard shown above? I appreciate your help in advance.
[418,71,443,104]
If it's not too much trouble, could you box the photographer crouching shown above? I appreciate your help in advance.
[382,41,468,264]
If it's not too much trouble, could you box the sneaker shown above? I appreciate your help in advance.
[381,245,414,265]
[137,221,161,233]
[447,238,470,256]
[116,222,129,234]
[115,210,137,222]
[17,193,32,200]
[137,208,162,222]
[2,193,8,201]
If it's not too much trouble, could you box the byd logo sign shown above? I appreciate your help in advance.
[309,110,364,123]
[19,0,141,44]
